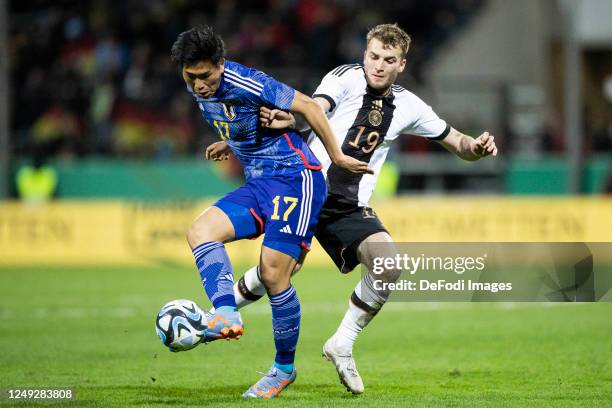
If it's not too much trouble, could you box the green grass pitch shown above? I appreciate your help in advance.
[0,264,610,407]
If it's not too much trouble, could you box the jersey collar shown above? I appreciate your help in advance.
[213,60,231,99]
[366,84,395,102]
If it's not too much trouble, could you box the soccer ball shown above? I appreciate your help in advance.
[155,299,208,352]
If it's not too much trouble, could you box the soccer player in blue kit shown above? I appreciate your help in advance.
[170,25,372,399]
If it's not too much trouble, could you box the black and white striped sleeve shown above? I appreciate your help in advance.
[312,64,360,113]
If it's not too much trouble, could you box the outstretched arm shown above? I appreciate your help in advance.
[214,96,336,163]
[260,96,331,130]
[438,128,498,161]
[289,91,373,174]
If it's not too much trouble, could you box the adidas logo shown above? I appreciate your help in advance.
[218,272,234,282]
[279,225,292,234]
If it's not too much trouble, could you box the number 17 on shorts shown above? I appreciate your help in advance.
[261,169,326,254]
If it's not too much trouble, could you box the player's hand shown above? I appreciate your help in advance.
[205,141,231,161]
[333,154,374,175]
[471,132,498,158]
[260,106,296,129]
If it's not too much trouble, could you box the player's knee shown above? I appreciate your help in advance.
[259,251,280,281]
[259,267,279,289]
[259,250,293,292]
[186,219,221,248]
[186,221,206,248]
[370,264,401,285]
[259,266,291,293]
[365,254,401,283]
[360,243,401,284]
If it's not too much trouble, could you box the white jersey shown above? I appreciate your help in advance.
[307,64,449,207]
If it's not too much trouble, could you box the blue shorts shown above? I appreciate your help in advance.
[214,169,327,260]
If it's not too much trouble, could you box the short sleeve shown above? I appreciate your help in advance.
[401,94,449,140]
[312,65,358,112]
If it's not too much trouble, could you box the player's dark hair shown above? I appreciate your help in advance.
[171,25,226,67]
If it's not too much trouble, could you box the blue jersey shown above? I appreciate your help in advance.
[190,60,321,179]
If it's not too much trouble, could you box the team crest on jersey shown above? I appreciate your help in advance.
[222,102,237,120]
[368,99,383,126]
[368,100,384,127]
[368,110,382,127]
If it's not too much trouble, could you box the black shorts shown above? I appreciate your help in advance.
[314,195,388,273]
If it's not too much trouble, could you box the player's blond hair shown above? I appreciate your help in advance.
[366,23,411,58]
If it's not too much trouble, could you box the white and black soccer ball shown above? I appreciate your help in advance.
[155,299,208,352]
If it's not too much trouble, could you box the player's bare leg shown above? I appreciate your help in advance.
[187,206,235,247]
[187,206,244,341]
[232,233,400,394]
[323,231,400,394]
[258,246,296,293]
[243,246,301,399]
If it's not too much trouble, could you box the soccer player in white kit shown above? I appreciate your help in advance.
[207,23,498,394]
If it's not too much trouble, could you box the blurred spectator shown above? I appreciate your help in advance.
[16,142,59,203]
[30,104,84,156]
[9,0,484,161]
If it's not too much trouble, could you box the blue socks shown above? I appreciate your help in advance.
[274,363,295,374]
[270,286,301,373]
[193,243,299,373]
[192,242,236,310]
